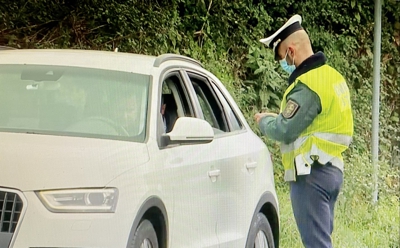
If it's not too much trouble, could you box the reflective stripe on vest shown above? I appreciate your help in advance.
[281,132,352,181]
[281,133,352,153]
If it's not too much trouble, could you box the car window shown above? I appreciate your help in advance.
[163,73,193,117]
[210,83,243,131]
[159,72,194,135]
[187,72,229,134]
[0,64,150,141]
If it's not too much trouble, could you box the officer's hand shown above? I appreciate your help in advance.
[254,112,278,124]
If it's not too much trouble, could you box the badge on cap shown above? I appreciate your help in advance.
[282,100,299,119]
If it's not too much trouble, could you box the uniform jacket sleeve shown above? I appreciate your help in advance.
[259,82,322,144]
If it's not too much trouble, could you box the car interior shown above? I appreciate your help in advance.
[161,93,178,133]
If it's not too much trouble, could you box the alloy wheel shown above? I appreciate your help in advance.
[140,238,153,248]
[254,230,269,248]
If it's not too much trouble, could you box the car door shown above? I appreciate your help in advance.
[183,71,264,247]
[211,85,271,248]
[155,71,220,248]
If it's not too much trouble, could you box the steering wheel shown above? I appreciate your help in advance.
[83,116,130,136]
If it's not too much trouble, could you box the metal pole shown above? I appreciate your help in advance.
[372,0,382,204]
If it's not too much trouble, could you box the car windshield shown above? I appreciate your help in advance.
[0,64,150,142]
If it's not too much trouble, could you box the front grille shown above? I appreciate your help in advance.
[0,191,23,233]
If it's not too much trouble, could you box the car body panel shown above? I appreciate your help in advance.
[0,132,149,191]
[216,131,274,247]
[0,49,156,74]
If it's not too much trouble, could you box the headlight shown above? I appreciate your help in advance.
[36,188,118,213]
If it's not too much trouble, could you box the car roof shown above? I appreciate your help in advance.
[0,49,203,74]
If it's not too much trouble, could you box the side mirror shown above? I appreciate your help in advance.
[163,117,214,145]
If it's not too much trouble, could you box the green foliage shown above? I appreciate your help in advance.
[278,187,400,248]
[1,1,399,245]
[242,45,285,111]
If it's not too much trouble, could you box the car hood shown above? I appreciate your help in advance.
[0,132,149,191]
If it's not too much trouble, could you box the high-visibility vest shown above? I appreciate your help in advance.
[280,64,354,181]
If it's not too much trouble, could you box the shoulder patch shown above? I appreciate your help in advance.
[282,100,300,119]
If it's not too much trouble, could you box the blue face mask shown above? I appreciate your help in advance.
[279,50,296,75]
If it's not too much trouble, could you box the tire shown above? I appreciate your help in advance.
[245,212,275,248]
[130,219,159,248]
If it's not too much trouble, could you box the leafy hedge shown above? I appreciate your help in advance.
[1,0,399,202]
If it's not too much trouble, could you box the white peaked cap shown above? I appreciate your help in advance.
[259,14,303,55]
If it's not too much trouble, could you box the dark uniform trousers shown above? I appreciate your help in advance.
[290,162,343,248]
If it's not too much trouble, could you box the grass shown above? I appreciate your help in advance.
[276,186,400,248]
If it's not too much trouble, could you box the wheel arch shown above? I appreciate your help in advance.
[247,191,280,248]
[126,196,168,248]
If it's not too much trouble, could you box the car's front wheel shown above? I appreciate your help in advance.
[246,212,275,248]
[130,219,159,248]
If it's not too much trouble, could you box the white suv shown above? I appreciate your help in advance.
[0,48,279,248]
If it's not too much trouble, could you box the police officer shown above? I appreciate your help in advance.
[254,15,354,248]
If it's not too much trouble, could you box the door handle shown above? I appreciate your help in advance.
[245,161,258,170]
[208,169,220,182]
